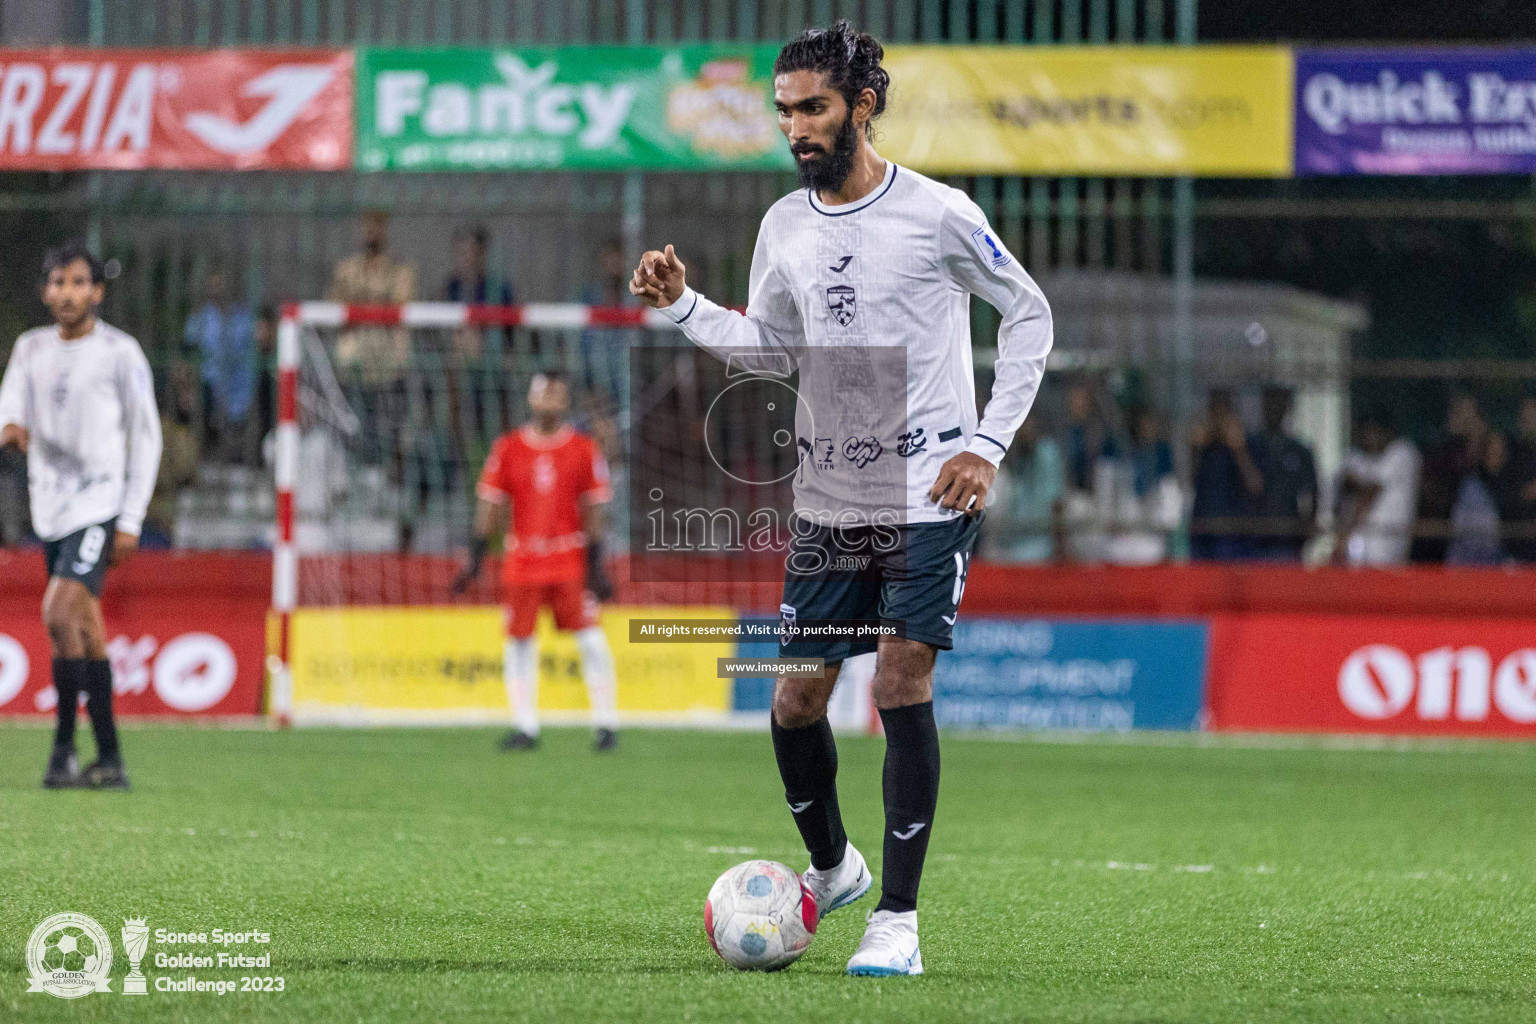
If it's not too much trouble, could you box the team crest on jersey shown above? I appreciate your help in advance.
[51,370,70,410]
[842,436,882,468]
[970,225,1012,271]
[826,285,856,327]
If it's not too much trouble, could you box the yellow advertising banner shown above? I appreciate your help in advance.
[879,46,1293,176]
[286,605,735,724]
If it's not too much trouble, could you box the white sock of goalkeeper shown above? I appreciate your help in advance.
[504,637,540,737]
[575,626,619,731]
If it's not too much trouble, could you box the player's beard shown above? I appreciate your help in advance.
[793,112,860,194]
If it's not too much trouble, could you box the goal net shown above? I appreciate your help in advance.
[268,302,799,728]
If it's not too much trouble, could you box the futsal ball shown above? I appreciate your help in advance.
[704,859,818,971]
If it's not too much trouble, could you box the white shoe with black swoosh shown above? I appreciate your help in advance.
[802,842,872,921]
[846,909,923,976]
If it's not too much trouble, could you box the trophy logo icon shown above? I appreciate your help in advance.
[120,917,149,995]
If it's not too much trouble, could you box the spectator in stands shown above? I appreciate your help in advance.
[444,224,514,308]
[329,210,415,490]
[183,268,256,463]
[1189,389,1263,560]
[251,306,278,459]
[1060,376,1111,494]
[1498,395,1536,561]
[980,418,1063,563]
[1101,405,1181,565]
[443,224,515,361]
[1245,386,1318,560]
[1056,376,1114,561]
[143,363,201,550]
[1334,408,1420,567]
[328,209,416,386]
[580,238,635,404]
[1415,392,1505,564]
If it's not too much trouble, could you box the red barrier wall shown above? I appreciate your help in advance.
[0,551,269,717]
[5,551,1533,735]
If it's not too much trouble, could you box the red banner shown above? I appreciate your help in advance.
[0,49,351,169]
[1208,614,1536,737]
[0,552,267,717]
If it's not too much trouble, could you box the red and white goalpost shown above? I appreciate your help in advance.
[268,300,875,731]
[269,301,689,726]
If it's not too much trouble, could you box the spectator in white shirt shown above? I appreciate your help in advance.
[1335,409,1420,567]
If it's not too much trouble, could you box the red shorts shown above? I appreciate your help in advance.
[505,579,598,639]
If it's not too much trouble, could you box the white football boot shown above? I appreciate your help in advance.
[802,842,872,920]
[846,909,923,976]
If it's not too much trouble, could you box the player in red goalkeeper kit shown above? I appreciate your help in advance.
[455,369,620,751]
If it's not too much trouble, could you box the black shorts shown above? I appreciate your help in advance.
[778,513,982,663]
[43,520,116,598]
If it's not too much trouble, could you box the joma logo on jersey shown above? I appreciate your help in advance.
[826,285,856,327]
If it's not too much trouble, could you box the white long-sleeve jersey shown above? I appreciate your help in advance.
[0,320,162,540]
[661,160,1052,525]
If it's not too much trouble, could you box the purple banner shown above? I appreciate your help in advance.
[1296,49,1536,176]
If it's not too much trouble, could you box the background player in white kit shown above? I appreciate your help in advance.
[631,23,1052,975]
[0,244,162,789]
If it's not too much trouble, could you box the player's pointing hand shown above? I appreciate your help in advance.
[629,244,687,309]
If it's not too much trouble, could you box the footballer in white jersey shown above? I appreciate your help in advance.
[0,244,162,791]
[631,22,1054,976]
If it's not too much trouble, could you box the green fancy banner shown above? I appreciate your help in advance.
[355,45,795,171]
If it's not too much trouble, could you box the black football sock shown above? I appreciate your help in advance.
[82,659,120,762]
[52,658,82,749]
[876,701,941,914]
[770,714,848,871]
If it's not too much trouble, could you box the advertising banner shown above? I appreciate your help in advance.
[932,618,1209,731]
[1208,614,1536,736]
[877,45,1293,176]
[286,605,735,723]
[1295,48,1536,176]
[355,45,793,171]
[0,595,265,717]
[0,48,351,170]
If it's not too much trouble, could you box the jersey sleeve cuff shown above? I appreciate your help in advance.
[115,515,143,537]
[476,484,509,504]
[965,433,1009,467]
[657,286,699,325]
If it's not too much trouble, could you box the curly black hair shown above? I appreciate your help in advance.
[773,20,890,137]
[40,241,105,285]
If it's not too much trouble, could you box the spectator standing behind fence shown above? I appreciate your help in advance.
[1498,396,1536,561]
[444,225,514,309]
[1056,377,1114,561]
[1245,386,1318,560]
[980,418,1063,563]
[183,268,255,463]
[1414,392,1505,564]
[1334,409,1420,567]
[580,239,635,404]
[1101,406,1181,565]
[142,363,201,550]
[328,210,415,385]
[444,224,514,360]
[1189,389,1263,560]
[251,307,278,457]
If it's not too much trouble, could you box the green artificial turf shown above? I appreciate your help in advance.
[2,725,1533,1022]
